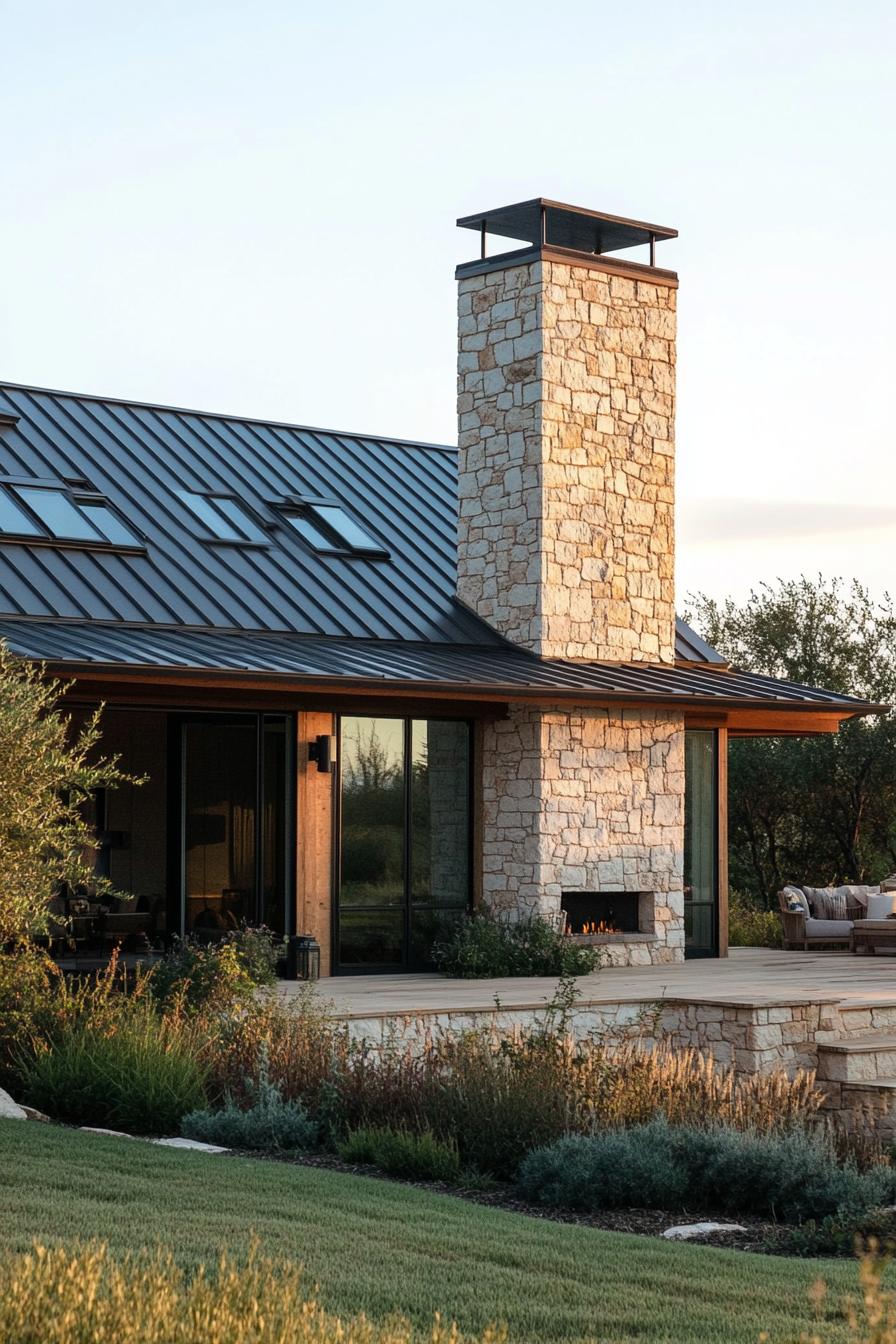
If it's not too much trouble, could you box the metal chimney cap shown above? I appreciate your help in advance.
[457,197,677,257]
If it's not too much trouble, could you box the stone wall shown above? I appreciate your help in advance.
[334,996,896,1139]
[457,257,676,664]
[480,702,685,965]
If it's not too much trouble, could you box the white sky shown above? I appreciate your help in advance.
[2,0,894,607]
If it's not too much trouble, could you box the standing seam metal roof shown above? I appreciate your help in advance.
[0,621,880,712]
[0,380,719,662]
[0,383,488,643]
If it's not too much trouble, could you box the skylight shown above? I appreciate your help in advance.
[16,486,103,542]
[282,498,387,556]
[311,504,382,552]
[0,482,142,547]
[178,491,267,544]
[0,490,41,537]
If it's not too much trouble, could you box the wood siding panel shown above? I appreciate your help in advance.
[296,711,335,976]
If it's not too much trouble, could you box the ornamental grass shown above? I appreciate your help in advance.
[205,988,826,1178]
[0,1241,504,1344]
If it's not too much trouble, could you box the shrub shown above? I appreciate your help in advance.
[517,1121,896,1224]
[19,996,208,1134]
[149,927,280,1013]
[433,911,600,978]
[0,945,59,1087]
[212,982,821,1180]
[766,1207,896,1258]
[182,1064,318,1152]
[0,1240,496,1344]
[0,643,139,946]
[205,987,349,1112]
[728,891,782,949]
[339,1126,462,1183]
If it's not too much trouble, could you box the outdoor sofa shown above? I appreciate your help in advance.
[778,880,896,950]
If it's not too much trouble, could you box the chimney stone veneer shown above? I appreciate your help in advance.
[457,210,685,965]
[457,259,676,663]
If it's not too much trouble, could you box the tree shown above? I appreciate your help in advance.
[686,578,896,905]
[0,644,134,945]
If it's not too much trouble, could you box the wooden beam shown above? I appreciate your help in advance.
[60,680,509,721]
[45,664,877,731]
[683,711,729,729]
[727,710,858,736]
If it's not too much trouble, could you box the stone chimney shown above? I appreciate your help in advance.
[456,198,677,664]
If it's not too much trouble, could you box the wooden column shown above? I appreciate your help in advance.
[295,711,335,976]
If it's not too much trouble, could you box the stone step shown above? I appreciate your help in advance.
[839,1077,896,1142]
[836,1004,896,1037]
[817,1034,896,1082]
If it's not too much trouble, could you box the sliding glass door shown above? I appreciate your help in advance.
[173,714,293,938]
[683,728,718,958]
[336,715,471,970]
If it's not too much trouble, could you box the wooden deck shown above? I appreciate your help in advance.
[284,948,896,1020]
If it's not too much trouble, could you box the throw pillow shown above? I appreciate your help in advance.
[821,888,849,920]
[866,892,896,921]
[801,886,822,915]
[782,886,809,916]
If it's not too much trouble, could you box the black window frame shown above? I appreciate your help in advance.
[177,489,270,547]
[683,727,720,960]
[279,494,389,558]
[0,475,146,552]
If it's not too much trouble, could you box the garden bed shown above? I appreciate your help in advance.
[234,1147,783,1253]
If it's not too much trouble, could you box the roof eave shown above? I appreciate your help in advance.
[43,657,888,718]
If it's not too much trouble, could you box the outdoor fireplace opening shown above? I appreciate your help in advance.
[561,891,652,937]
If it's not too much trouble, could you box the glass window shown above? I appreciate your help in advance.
[684,729,717,957]
[179,491,265,543]
[78,502,141,547]
[411,720,470,907]
[214,496,268,543]
[286,513,342,552]
[183,720,258,935]
[309,504,382,553]
[339,717,405,911]
[0,488,41,536]
[14,486,101,541]
[337,715,472,968]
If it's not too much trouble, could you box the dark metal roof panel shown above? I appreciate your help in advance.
[0,383,497,645]
[0,381,725,665]
[674,617,728,665]
[0,620,879,714]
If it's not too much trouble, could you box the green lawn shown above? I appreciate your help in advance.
[0,1118,862,1344]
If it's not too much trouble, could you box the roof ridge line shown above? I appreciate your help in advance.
[0,380,457,454]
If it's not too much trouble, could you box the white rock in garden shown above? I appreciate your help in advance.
[153,1137,230,1154]
[0,1087,28,1120]
[80,1127,137,1139]
[662,1222,747,1240]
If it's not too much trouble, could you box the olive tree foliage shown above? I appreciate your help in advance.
[0,644,134,945]
[686,578,896,905]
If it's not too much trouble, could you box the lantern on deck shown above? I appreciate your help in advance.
[286,934,321,981]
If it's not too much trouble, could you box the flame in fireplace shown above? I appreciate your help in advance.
[568,919,622,936]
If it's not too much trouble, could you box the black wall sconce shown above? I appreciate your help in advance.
[308,733,336,773]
